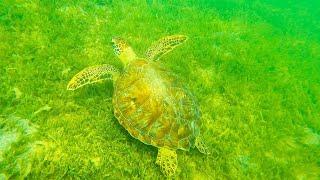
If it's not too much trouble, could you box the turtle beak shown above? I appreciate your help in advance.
[110,37,118,46]
[112,37,126,45]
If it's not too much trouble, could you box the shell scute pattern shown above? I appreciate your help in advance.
[113,59,200,150]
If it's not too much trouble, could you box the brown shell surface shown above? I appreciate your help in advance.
[113,59,200,150]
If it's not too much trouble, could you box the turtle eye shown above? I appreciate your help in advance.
[131,97,137,102]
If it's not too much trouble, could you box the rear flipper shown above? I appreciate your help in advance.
[195,136,210,154]
[156,147,177,176]
[67,64,119,90]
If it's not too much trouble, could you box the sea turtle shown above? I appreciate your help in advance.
[67,35,209,176]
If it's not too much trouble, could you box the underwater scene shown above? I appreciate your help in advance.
[1,0,319,179]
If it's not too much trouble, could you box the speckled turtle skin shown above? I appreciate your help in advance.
[113,59,201,150]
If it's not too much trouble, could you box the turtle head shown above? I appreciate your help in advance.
[112,37,137,66]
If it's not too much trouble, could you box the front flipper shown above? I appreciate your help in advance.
[145,35,188,61]
[67,64,119,90]
[156,147,177,176]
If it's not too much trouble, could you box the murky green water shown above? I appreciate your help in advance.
[1,1,319,179]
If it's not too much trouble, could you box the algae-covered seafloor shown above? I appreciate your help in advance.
[1,0,320,179]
